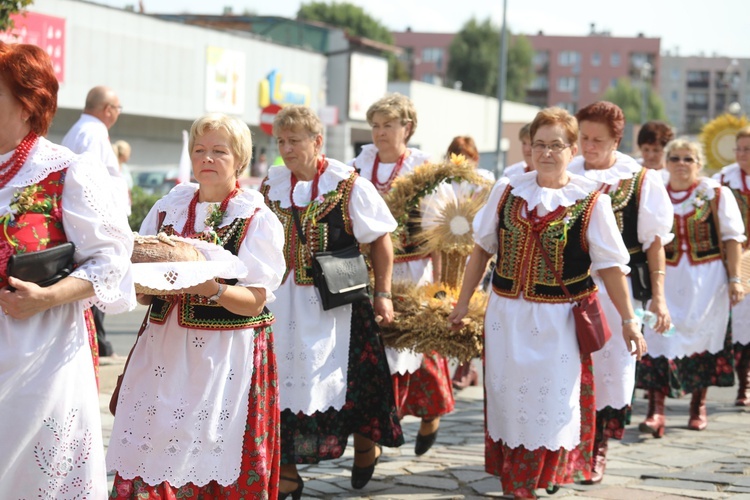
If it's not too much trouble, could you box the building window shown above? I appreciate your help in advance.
[557,76,578,92]
[686,92,709,110]
[610,52,621,67]
[421,73,442,85]
[591,52,601,67]
[421,48,444,70]
[590,78,600,93]
[610,78,619,88]
[671,68,681,81]
[558,51,581,67]
[671,90,679,101]
[533,51,549,70]
[687,71,710,88]
[529,75,549,90]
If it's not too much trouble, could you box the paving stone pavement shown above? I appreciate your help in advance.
[101,308,750,499]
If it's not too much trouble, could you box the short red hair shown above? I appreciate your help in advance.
[0,42,58,135]
[575,101,625,143]
[446,136,479,162]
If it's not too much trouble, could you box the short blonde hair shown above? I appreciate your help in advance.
[665,137,704,169]
[272,105,323,137]
[189,113,253,174]
[737,126,750,141]
[366,93,418,143]
[112,140,131,162]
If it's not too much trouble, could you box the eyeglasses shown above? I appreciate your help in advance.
[667,156,696,164]
[734,147,750,154]
[531,142,570,154]
[109,104,123,112]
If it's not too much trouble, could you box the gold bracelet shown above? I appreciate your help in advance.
[650,270,665,275]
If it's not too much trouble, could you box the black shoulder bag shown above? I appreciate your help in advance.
[291,208,369,311]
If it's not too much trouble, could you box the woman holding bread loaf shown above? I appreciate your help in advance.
[262,105,403,498]
[107,113,286,498]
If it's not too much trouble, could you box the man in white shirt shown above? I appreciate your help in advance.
[62,86,128,357]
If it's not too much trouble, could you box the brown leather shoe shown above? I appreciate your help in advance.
[736,358,750,406]
[581,436,608,484]
[638,389,666,438]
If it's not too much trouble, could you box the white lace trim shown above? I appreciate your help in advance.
[352,144,431,180]
[715,163,748,190]
[155,184,269,230]
[509,171,597,211]
[6,137,75,186]
[568,151,641,186]
[264,157,354,208]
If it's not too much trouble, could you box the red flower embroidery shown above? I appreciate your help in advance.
[0,239,14,277]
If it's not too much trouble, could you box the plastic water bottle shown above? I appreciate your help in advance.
[635,308,675,337]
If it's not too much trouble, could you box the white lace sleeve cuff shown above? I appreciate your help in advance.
[63,156,135,313]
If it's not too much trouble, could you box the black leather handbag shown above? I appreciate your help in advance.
[6,242,76,289]
[292,210,369,311]
[311,245,370,311]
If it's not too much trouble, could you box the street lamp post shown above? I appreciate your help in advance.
[640,61,652,125]
[495,0,508,177]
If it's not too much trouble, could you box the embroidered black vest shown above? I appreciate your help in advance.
[262,171,358,285]
[722,177,750,251]
[491,189,599,303]
[608,168,647,265]
[149,212,275,329]
[664,187,722,265]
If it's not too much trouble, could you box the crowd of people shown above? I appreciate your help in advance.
[1,41,748,500]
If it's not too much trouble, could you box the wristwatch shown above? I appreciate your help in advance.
[208,283,226,302]
[374,291,392,299]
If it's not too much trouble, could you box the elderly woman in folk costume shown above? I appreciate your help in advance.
[637,138,746,433]
[0,43,135,498]
[351,93,455,456]
[567,101,673,483]
[263,105,403,498]
[450,107,646,499]
[714,126,750,406]
[107,113,286,498]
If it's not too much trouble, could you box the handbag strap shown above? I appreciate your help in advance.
[709,189,728,276]
[529,229,576,303]
[290,208,307,246]
[119,303,152,377]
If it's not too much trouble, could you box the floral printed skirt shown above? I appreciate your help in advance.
[595,405,631,441]
[392,351,455,420]
[485,356,595,497]
[110,326,280,499]
[280,299,404,464]
[637,322,735,397]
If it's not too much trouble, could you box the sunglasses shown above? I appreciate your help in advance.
[667,156,696,164]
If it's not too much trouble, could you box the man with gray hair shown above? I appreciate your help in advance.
[62,86,129,357]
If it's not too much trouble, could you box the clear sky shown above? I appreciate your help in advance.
[91,0,748,59]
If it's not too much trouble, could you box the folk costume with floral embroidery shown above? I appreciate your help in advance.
[638,177,746,396]
[568,152,674,438]
[474,171,630,495]
[262,157,404,464]
[0,138,135,499]
[106,183,286,497]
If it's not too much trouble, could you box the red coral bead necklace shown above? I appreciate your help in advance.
[0,132,39,188]
[182,181,240,236]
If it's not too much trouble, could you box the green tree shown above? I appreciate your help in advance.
[1,0,33,32]
[446,18,533,101]
[602,78,667,125]
[128,186,160,232]
[297,1,408,80]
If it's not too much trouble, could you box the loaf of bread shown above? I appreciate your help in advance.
[131,233,206,264]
